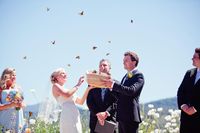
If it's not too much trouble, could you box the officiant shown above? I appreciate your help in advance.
[86,59,117,133]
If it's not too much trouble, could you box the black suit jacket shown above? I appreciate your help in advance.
[177,68,200,124]
[87,88,117,132]
[112,70,144,123]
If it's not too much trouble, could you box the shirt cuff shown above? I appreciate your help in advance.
[181,104,187,109]
[106,111,111,117]
[110,81,115,90]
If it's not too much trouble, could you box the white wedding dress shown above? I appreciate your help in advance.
[56,95,82,133]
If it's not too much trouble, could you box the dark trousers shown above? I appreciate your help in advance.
[118,121,139,133]
[180,120,200,133]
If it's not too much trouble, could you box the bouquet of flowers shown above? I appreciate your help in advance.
[6,90,24,110]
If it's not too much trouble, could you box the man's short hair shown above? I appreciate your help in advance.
[195,48,200,59]
[99,59,111,69]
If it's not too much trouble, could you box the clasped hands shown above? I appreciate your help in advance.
[96,111,109,126]
[181,104,197,115]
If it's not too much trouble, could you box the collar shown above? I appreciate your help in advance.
[128,69,137,74]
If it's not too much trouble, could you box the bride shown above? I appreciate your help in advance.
[50,68,92,133]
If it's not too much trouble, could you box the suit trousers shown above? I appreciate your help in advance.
[180,120,200,133]
[118,121,139,133]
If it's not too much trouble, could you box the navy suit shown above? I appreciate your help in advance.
[177,68,200,133]
[112,70,144,133]
[87,88,117,133]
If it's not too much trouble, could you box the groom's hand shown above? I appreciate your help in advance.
[101,78,114,89]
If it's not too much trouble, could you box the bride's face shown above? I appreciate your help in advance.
[57,71,67,84]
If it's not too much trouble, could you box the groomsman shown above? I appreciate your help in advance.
[87,59,117,133]
[177,48,200,133]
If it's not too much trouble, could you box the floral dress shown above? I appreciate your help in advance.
[0,89,25,133]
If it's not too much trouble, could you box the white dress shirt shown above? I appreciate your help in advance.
[195,68,200,84]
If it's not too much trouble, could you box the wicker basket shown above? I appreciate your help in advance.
[86,71,110,88]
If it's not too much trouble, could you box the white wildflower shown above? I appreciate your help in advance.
[138,130,143,133]
[29,119,36,125]
[157,107,163,112]
[148,104,154,108]
[165,115,172,121]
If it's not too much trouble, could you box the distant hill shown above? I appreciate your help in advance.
[143,97,178,111]
[24,103,40,113]
[25,97,178,113]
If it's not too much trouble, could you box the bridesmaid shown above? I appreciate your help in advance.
[0,68,26,133]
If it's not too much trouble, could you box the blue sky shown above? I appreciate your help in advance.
[0,0,199,106]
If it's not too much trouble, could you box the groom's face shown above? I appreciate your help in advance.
[123,55,136,71]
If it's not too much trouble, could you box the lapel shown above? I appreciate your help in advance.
[195,79,200,86]
[95,89,102,104]
[121,74,127,84]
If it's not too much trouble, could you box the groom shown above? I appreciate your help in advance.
[87,59,117,133]
[98,51,145,133]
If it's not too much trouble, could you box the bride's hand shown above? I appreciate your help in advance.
[87,85,95,90]
[76,76,85,87]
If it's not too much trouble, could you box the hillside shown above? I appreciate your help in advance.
[143,97,178,112]
[24,97,178,121]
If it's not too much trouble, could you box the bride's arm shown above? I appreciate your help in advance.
[75,86,93,105]
[52,83,78,99]
[52,76,85,99]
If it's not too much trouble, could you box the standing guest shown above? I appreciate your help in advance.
[0,68,25,133]
[98,51,145,133]
[177,48,200,133]
[50,68,92,133]
[87,59,117,133]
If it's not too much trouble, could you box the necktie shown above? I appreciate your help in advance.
[101,88,106,101]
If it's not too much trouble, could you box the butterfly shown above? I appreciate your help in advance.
[92,46,97,50]
[29,111,33,117]
[79,11,84,16]
[47,7,50,12]
[51,40,55,45]
[131,19,133,23]
[23,56,27,59]
[75,56,80,59]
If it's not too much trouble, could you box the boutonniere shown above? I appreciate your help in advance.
[127,72,133,78]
